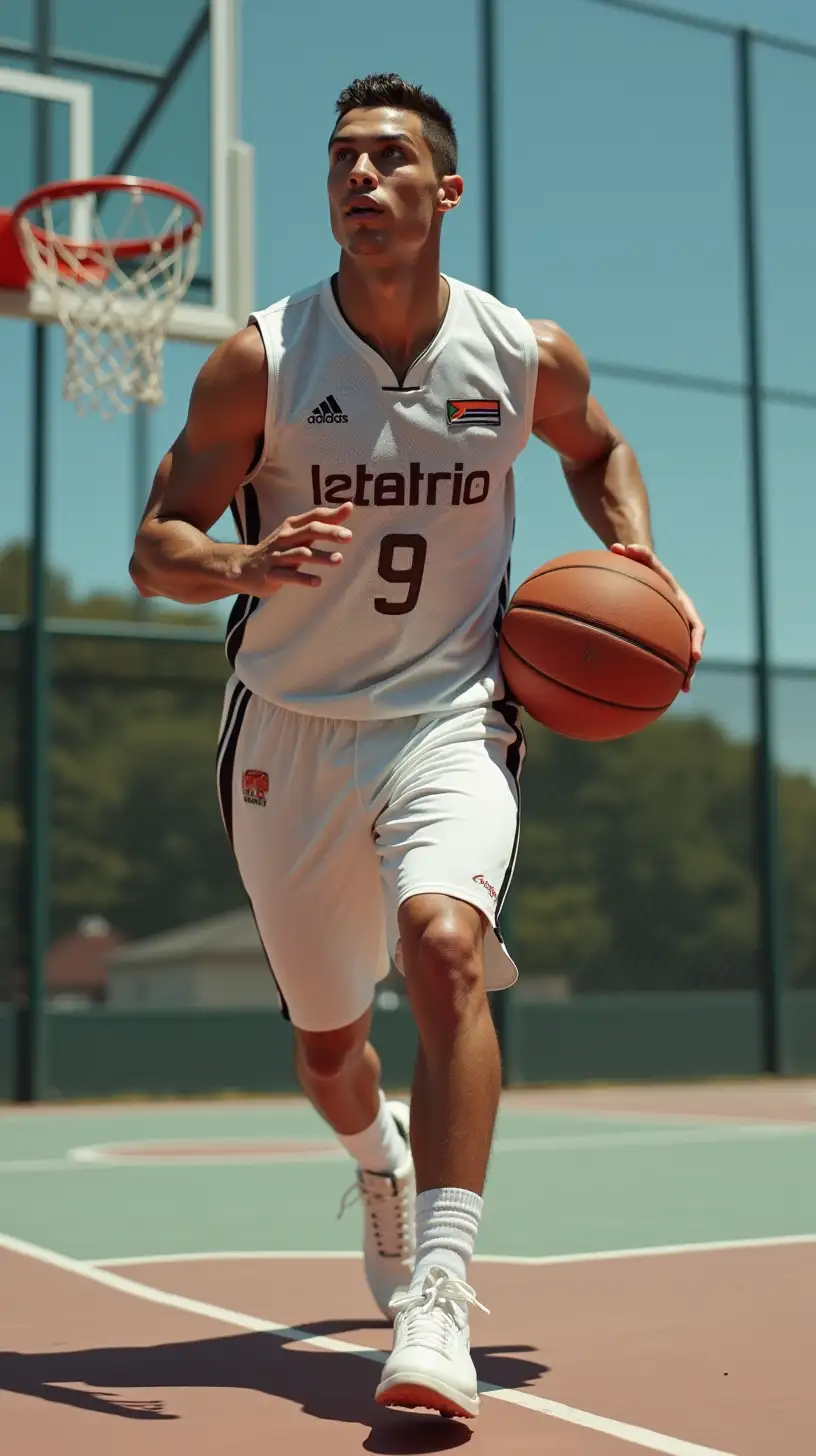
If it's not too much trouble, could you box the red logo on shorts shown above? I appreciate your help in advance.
[242,769,269,807]
[473,874,497,900]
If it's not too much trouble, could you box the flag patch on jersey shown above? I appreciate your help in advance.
[447,398,501,428]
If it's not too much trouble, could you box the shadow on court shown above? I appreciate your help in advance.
[0,1321,548,1453]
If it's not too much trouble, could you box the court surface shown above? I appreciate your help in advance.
[1,1078,815,1455]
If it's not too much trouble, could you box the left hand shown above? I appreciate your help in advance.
[610,543,705,692]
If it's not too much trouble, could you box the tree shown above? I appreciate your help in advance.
[2,543,815,998]
[510,716,764,991]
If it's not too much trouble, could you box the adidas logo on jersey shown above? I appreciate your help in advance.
[308,394,348,424]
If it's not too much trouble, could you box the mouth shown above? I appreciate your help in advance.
[345,199,385,218]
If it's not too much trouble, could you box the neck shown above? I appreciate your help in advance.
[335,249,449,380]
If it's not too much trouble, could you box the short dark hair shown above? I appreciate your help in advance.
[333,73,458,177]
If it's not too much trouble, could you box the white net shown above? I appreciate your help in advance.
[17,182,201,418]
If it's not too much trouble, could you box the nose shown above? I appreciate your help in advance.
[348,152,377,188]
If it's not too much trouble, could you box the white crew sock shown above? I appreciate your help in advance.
[335,1092,407,1173]
[412,1187,483,1289]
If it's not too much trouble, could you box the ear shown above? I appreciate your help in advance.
[437,174,464,214]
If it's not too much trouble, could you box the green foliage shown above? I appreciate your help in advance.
[0,541,220,628]
[48,654,242,941]
[1,543,815,994]
[511,716,767,990]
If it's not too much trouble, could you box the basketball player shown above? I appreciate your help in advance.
[130,74,704,1419]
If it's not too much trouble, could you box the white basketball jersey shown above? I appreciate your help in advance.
[227,275,538,719]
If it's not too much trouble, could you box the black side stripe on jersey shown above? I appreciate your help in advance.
[215,682,291,1021]
[493,562,510,635]
[225,483,262,668]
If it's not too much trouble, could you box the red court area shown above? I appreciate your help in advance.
[1,1239,813,1454]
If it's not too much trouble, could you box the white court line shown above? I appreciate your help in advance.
[0,1157,81,1173]
[505,1098,816,1129]
[494,1124,816,1152]
[89,1232,816,1270]
[0,1228,737,1456]
[1,1120,812,1176]
[68,1137,346,1167]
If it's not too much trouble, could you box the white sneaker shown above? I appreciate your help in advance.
[339,1101,415,1320]
[375,1266,488,1419]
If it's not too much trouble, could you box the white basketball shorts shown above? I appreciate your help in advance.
[216,676,525,1033]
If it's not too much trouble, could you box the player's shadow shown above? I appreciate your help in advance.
[0,1317,548,1453]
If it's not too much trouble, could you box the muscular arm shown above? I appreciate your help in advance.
[130,325,355,605]
[528,320,653,550]
[129,326,267,604]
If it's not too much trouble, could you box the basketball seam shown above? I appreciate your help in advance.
[522,563,690,631]
[506,604,689,674]
[501,639,676,713]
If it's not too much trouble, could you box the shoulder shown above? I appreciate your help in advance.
[251,278,327,331]
[454,276,529,328]
[185,326,267,444]
[527,318,591,417]
[249,278,330,363]
[194,325,267,396]
[453,278,540,368]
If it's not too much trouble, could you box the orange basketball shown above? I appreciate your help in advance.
[499,550,692,741]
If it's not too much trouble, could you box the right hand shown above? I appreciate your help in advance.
[226,503,353,595]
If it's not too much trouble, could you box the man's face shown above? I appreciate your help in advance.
[328,107,459,259]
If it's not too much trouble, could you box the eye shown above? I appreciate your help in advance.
[333,147,354,163]
[382,145,405,159]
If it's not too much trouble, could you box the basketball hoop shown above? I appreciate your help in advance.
[0,176,203,417]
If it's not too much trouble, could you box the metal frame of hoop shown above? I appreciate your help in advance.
[11,174,204,263]
[8,173,205,416]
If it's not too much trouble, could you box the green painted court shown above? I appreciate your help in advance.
[2,1087,816,1263]
[2,1081,815,1455]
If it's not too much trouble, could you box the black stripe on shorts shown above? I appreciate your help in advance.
[215,682,290,1021]
[493,693,525,937]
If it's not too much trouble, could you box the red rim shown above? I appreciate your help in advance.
[12,175,204,260]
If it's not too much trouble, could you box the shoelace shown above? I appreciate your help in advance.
[337,1170,410,1256]
[389,1270,490,1355]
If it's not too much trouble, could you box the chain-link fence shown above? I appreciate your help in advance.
[2,0,816,1092]
[1,630,813,992]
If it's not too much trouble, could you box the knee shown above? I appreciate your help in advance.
[399,899,485,1017]
[295,1022,366,1082]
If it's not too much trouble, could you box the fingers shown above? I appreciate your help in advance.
[612,541,681,592]
[272,524,352,556]
[274,545,343,565]
[611,543,706,692]
[611,541,652,561]
[274,519,354,551]
[242,508,354,595]
[689,620,705,657]
[284,502,354,529]
[682,611,706,691]
[244,542,347,595]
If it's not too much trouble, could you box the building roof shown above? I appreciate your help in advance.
[109,907,262,970]
[47,917,122,995]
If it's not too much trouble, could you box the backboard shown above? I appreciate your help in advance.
[0,0,253,344]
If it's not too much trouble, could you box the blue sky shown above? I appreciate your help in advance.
[1,0,815,765]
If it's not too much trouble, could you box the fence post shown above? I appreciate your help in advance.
[479,0,513,1081]
[18,0,53,1102]
[735,29,785,1074]
[132,405,151,618]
